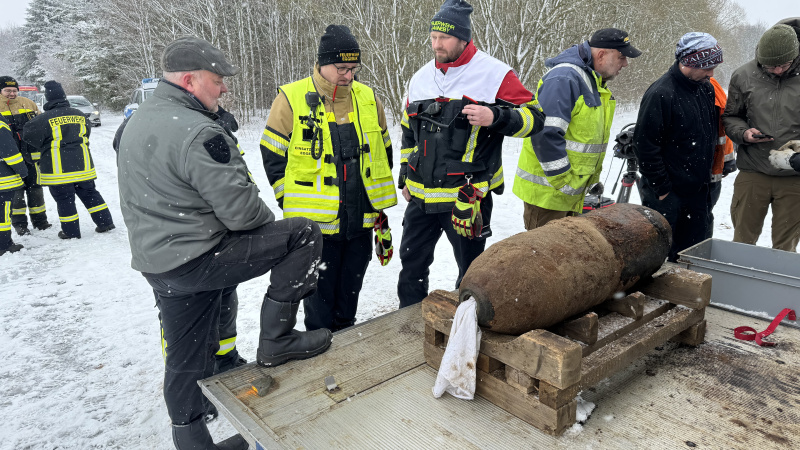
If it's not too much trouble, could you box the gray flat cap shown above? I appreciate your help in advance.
[161,36,240,76]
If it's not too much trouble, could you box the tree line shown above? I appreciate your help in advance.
[8,0,768,123]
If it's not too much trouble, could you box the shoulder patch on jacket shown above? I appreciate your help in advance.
[203,133,231,163]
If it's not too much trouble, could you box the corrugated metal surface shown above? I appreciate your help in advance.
[202,305,800,449]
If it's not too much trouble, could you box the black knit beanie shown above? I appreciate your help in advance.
[431,0,473,42]
[318,25,360,66]
[0,76,18,90]
[44,80,67,102]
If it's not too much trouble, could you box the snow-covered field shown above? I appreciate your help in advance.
[0,109,781,449]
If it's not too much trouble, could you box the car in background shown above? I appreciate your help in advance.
[123,78,160,118]
[17,85,39,101]
[34,93,45,110]
[67,95,101,127]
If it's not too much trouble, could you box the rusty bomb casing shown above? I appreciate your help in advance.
[458,203,671,334]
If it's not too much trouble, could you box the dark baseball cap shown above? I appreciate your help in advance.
[589,28,642,58]
[161,36,240,76]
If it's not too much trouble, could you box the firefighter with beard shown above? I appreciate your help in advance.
[397,0,544,307]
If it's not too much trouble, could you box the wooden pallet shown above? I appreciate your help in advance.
[422,267,711,435]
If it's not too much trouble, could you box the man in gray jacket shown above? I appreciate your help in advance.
[723,19,800,252]
[117,36,332,450]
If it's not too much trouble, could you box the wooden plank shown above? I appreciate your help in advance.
[580,307,705,389]
[552,312,598,345]
[538,381,577,410]
[426,342,576,436]
[477,353,503,373]
[671,318,707,346]
[213,305,426,432]
[637,267,712,309]
[601,292,645,319]
[582,297,673,356]
[506,365,538,394]
[425,324,444,346]
[540,306,704,409]
[479,329,582,389]
[421,290,458,325]
[423,292,582,390]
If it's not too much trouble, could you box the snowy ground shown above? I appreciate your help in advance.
[0,108,783,449]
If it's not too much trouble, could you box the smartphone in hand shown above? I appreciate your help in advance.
[753,133,774,139]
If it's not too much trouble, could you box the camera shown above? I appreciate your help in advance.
[613,123,637,160]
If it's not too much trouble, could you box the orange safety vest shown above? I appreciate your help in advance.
[710,78,735,182]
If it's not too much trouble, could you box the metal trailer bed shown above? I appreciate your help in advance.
[201,303,799,449]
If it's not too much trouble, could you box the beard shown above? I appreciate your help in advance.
[434,52,458,64]
[433,45,465,64]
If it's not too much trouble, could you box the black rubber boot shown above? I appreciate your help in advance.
[173,415,249,450]
[172,416,216,449]
[0,242,24,256]
[33,221,52,231]
[216,434,249,450]
[95,223,115,233]
[13,224,30,236]
[256,297,332,367]
[58,231,80,239]
[214,351,247,375]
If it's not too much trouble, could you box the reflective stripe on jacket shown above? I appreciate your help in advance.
[22,100,96,186]
[513,46,615,213]
[0,121,27,191]
[401,51,541,214]
[279,77,396,232]
[710,77,735,182]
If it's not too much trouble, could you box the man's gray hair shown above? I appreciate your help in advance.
[162,70,199,83]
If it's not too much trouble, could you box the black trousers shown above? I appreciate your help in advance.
[145,218,321,425]
[49,180,113,237]
[640,177,710,262]
[706,181,722,239]
[304,232,372,332]
[1,189,16,250]
[397,195,493,308]
[11,163,47,228]
[216,285,239,360]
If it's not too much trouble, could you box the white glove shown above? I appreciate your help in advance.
[778,140,800,152]
[769,149,795,170]
[769,140,800,170]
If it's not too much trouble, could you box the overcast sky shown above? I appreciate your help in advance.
[3,0,800,29]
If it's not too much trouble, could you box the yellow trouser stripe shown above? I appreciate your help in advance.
[60,213,79,223]
[216,336,236,356]
[87,203,108,214]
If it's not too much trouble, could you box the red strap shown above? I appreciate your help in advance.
[734,308,796,347]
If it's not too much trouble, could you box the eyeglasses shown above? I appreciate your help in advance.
[763,61,792,71]
[334,64,362,75]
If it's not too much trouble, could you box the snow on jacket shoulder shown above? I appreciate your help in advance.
[117,81,274,274]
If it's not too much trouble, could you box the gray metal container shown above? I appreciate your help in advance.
[678,238,799,328]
